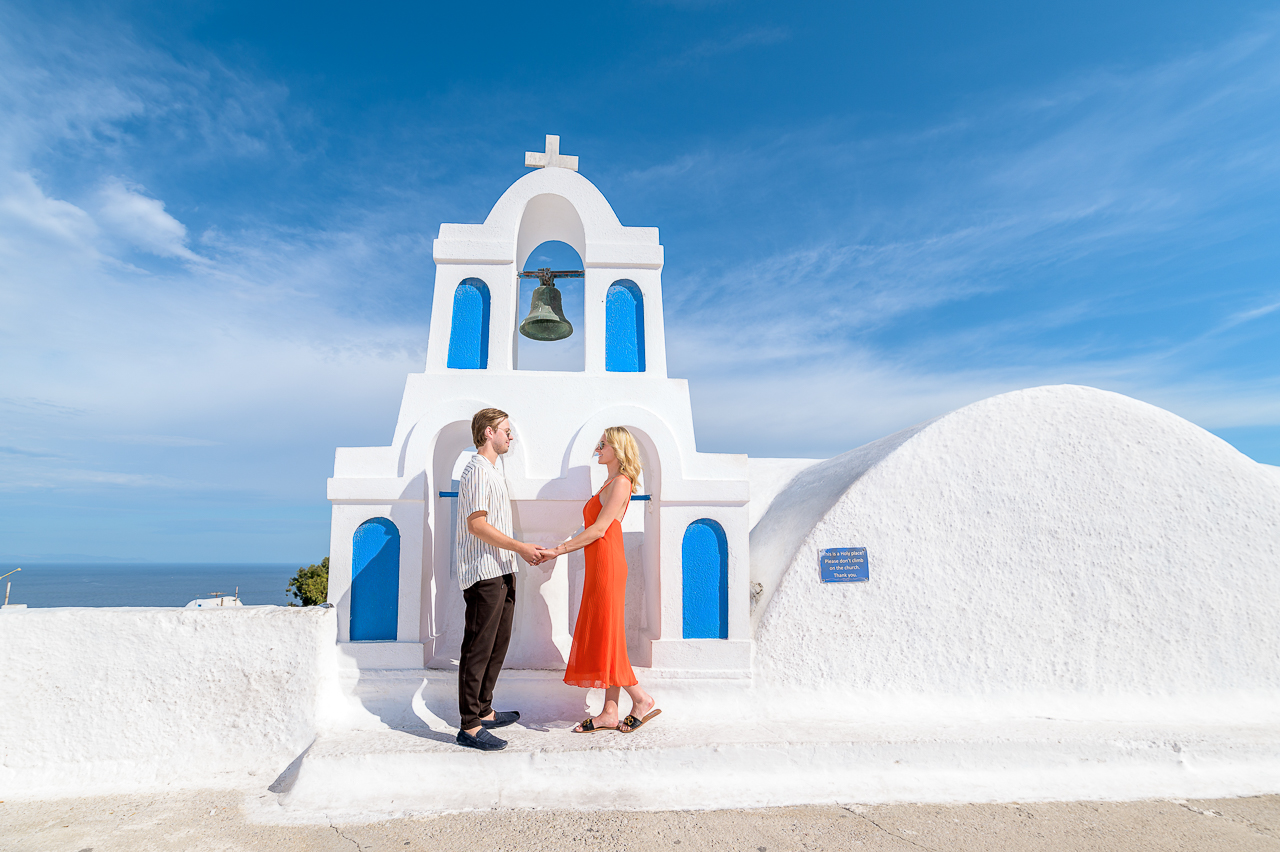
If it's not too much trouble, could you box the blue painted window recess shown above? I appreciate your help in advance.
[351,518,400,641]
[447,279,490,369]
[605,280,645,372]
[682,518,728,639]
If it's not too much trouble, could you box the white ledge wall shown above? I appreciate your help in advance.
[0,607,340,800]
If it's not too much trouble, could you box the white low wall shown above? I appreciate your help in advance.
[0,605,337,800]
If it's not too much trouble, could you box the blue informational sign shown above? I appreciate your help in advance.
[820,547,869,583]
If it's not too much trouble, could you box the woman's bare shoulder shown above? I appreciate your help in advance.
[606,474,632,498]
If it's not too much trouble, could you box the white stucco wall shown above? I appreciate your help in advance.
[0,606,338,800]
[746,457,823,528]
[752,385,1280,719]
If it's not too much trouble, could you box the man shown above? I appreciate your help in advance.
[454,407,546,751]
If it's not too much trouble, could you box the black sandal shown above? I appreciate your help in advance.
[618,708,662,733]
[572,718,614,733]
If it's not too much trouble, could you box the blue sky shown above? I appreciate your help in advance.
[1,1,1277,562]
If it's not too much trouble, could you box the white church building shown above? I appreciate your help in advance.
[326,136,753,676]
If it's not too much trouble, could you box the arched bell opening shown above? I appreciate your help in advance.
[351,518,401,641]
[515,240,585,372]
[606,280,645,373]
[682,519,728,640]
[446,279,490,369]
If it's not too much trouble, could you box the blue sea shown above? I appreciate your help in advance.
[0,563,305,608]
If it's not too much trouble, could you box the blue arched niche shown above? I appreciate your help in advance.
[447,279,490,369]
[682,518,728,639]
[351,518,400,641]
[605,280,645,372]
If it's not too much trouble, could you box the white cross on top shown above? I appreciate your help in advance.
[525,135,579,171]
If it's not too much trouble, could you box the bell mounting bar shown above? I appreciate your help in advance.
[518,268,584,287]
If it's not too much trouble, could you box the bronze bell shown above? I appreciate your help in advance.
[519,281,574,341]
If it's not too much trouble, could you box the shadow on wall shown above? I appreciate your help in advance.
[623,530,648,660]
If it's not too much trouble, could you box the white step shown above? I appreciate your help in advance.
[274,714,1280,821]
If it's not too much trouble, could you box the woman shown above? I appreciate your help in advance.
[546,426,661,733]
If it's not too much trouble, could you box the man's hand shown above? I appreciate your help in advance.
[515,540,543,565]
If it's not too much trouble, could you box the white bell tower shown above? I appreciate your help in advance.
[327,137,752,677]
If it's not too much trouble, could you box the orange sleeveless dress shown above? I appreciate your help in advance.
[563,479,637,689]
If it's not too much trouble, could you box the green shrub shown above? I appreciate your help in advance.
[288,557,329,607]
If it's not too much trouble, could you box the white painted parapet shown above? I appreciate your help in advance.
[0,606,340,800]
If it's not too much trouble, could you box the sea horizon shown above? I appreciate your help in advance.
[0,562,310,608]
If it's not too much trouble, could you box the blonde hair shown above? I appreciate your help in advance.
[603,426,642,493]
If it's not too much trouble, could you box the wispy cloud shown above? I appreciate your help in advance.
[645,20,1280,451]
[0,11,431,511]
[646,20,1280,330]
[0,465,193,491]
[0,397,87,418]
[1218,299,1280,331]
[637,0,736,8]
[0,6,299,175]
[0,445,66,460]
[677,26,791,63]
[103,435,222,447]
[93,178,207,263]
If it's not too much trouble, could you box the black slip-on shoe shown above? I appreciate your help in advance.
[480,710,521,730]
[456,727,507,751]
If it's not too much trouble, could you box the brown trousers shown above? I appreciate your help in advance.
[458,572,516,730]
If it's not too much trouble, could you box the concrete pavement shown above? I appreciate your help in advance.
[2,792,1277,851]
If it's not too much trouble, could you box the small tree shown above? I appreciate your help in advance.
[288,557,329,607]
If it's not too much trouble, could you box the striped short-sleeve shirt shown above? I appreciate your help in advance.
[455,453,517,590]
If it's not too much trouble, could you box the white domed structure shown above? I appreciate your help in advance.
[751,385,1280,715]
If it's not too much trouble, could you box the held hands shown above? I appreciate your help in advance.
[517,542,561,566]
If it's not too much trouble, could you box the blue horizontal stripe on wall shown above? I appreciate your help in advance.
[440,491,650,500]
